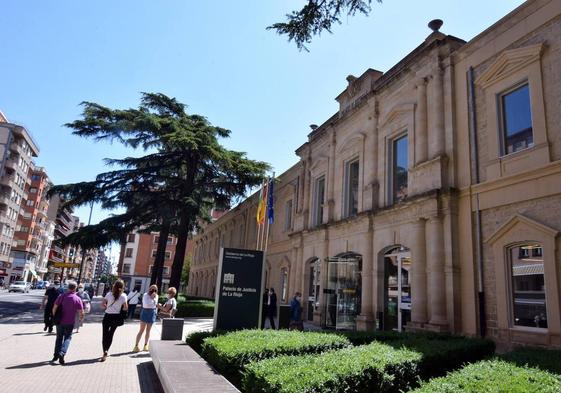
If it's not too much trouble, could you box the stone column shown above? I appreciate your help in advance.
[410,219,428,325]
[357,224,375,330]
[415,77,428,165]
[429,65,445,159]
[367,99,379,210]
[426,215,447,326]
[328,130,336,221]
[302,153,312,229]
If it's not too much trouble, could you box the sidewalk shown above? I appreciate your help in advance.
[0,304,213,393]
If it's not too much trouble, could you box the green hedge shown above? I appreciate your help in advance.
[242,341,421,393]
[185,330,225,355]
[500,347,561,375]
[338,330,453,346]
[387,336,495,379]
[412,360,561,392]
[202,330,350,385]
[175,300,215,318]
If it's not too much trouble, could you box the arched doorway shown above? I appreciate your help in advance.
[323,252,362,330]
[383,246,411,332]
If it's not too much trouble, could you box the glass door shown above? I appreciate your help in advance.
[384,249,411,332]
[324,256,362,330]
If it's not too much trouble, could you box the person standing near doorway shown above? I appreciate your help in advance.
[127,285,141,319]
[133,284,158,353]
[41,280,63,333]
[100,280,128,362]
[266,288,277,329]
[289,292,304,331]
[261,288,268,329]
[51,281,84,365]
[74,283,91,333]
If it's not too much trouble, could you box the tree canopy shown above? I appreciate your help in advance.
[50,93,270,290]
[269,0,382,50]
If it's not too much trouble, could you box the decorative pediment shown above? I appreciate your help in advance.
[336,132,366,153]
[475,43,544,89]
[379,103,415,130]
[486,213,558,245]
[309,155,328,173]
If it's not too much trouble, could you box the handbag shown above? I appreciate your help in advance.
[108,295,127,326]
[84,302,91,314]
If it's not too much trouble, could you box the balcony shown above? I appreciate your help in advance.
[0,173,16,188]
[4,157,17,172]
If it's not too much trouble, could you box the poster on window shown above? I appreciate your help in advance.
[213,248,265,330]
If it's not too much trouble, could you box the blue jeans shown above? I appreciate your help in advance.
[54,324,74,356]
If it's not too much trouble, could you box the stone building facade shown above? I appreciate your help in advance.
[190,0,561,348]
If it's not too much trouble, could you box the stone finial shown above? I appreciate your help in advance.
[346,75,357,84]
[428,19,443,32]
[310,124,318,130]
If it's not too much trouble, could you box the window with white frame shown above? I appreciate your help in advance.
[165,251,171,260]
[343,160,359,218]
[123,264,131,274]
[313,177,326,226]
[125,248,133,258]
[127,233,136,243]
[284,199,293,231]
[280,267,289,303]
[500,83,533,155]
[509,243,547,328]
[392,135,408,203]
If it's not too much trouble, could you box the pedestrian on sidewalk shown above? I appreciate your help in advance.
[127,285,141,319]
[266,288,277,329]
[41,280,63,333]
[133,284,158,352]
[74,283,91,333]
[101,279,128,361]
[51,281,84,365]
[157,286,177,318]
[289,292,304,331]
[261,288,268,329]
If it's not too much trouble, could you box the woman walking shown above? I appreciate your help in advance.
[74,283,91,333]
[133,284,158,352]
[127,285,141,319]
[101,280,128,361]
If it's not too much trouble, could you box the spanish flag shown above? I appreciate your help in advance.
[256,180,268,224]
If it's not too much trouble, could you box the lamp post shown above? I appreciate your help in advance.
[77,202,94,285]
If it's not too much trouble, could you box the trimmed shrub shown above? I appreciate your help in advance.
[185,330,225,355]
[202,330,350,384]
[412,360,561,392]
[175,300,214,318]
[387,336,495,379]
[338,330,453,346]
[242,341,422,393]
[501,346,561,375]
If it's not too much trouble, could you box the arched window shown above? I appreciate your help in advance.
[509,243,547,328]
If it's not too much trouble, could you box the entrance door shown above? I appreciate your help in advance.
[324,255,361,330]
[383,249,411,332]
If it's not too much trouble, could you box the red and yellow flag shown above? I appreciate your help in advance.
[256,180,268,224]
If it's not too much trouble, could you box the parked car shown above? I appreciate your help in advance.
[35,280,49,290]
[9,281,30,293]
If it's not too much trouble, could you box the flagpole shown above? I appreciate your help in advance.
[264,173,275,253]
[256,181,263,250]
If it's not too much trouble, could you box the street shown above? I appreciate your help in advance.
[0,290,213,393]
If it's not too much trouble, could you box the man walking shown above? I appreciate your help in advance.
[41,280,63,333]
[51,281,84,365]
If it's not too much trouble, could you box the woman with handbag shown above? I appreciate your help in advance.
[133,284,158,352]
[74,283,91,333]
[100,280,128,362]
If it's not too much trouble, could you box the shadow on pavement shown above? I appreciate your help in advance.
[5,360,52,369]
[11,331,48,336]
[64,357,104,366]
[137,361,164,393]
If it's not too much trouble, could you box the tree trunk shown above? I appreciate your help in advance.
[169,213,190,291]
[151,221,171,292]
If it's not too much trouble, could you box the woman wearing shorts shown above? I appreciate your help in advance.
[133,284,158,352]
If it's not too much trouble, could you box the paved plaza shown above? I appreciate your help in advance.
[0,291,213,393]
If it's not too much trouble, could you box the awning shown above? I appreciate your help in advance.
[513,263,544,276]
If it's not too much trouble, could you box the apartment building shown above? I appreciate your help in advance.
[45,194,77,281]
[118,230,182,293]
[94,248,112,280]
[0,115,40,283]
[190,0,561,349]
[10,165,52,281]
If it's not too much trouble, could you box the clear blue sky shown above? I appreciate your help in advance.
[0,0,525,227]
